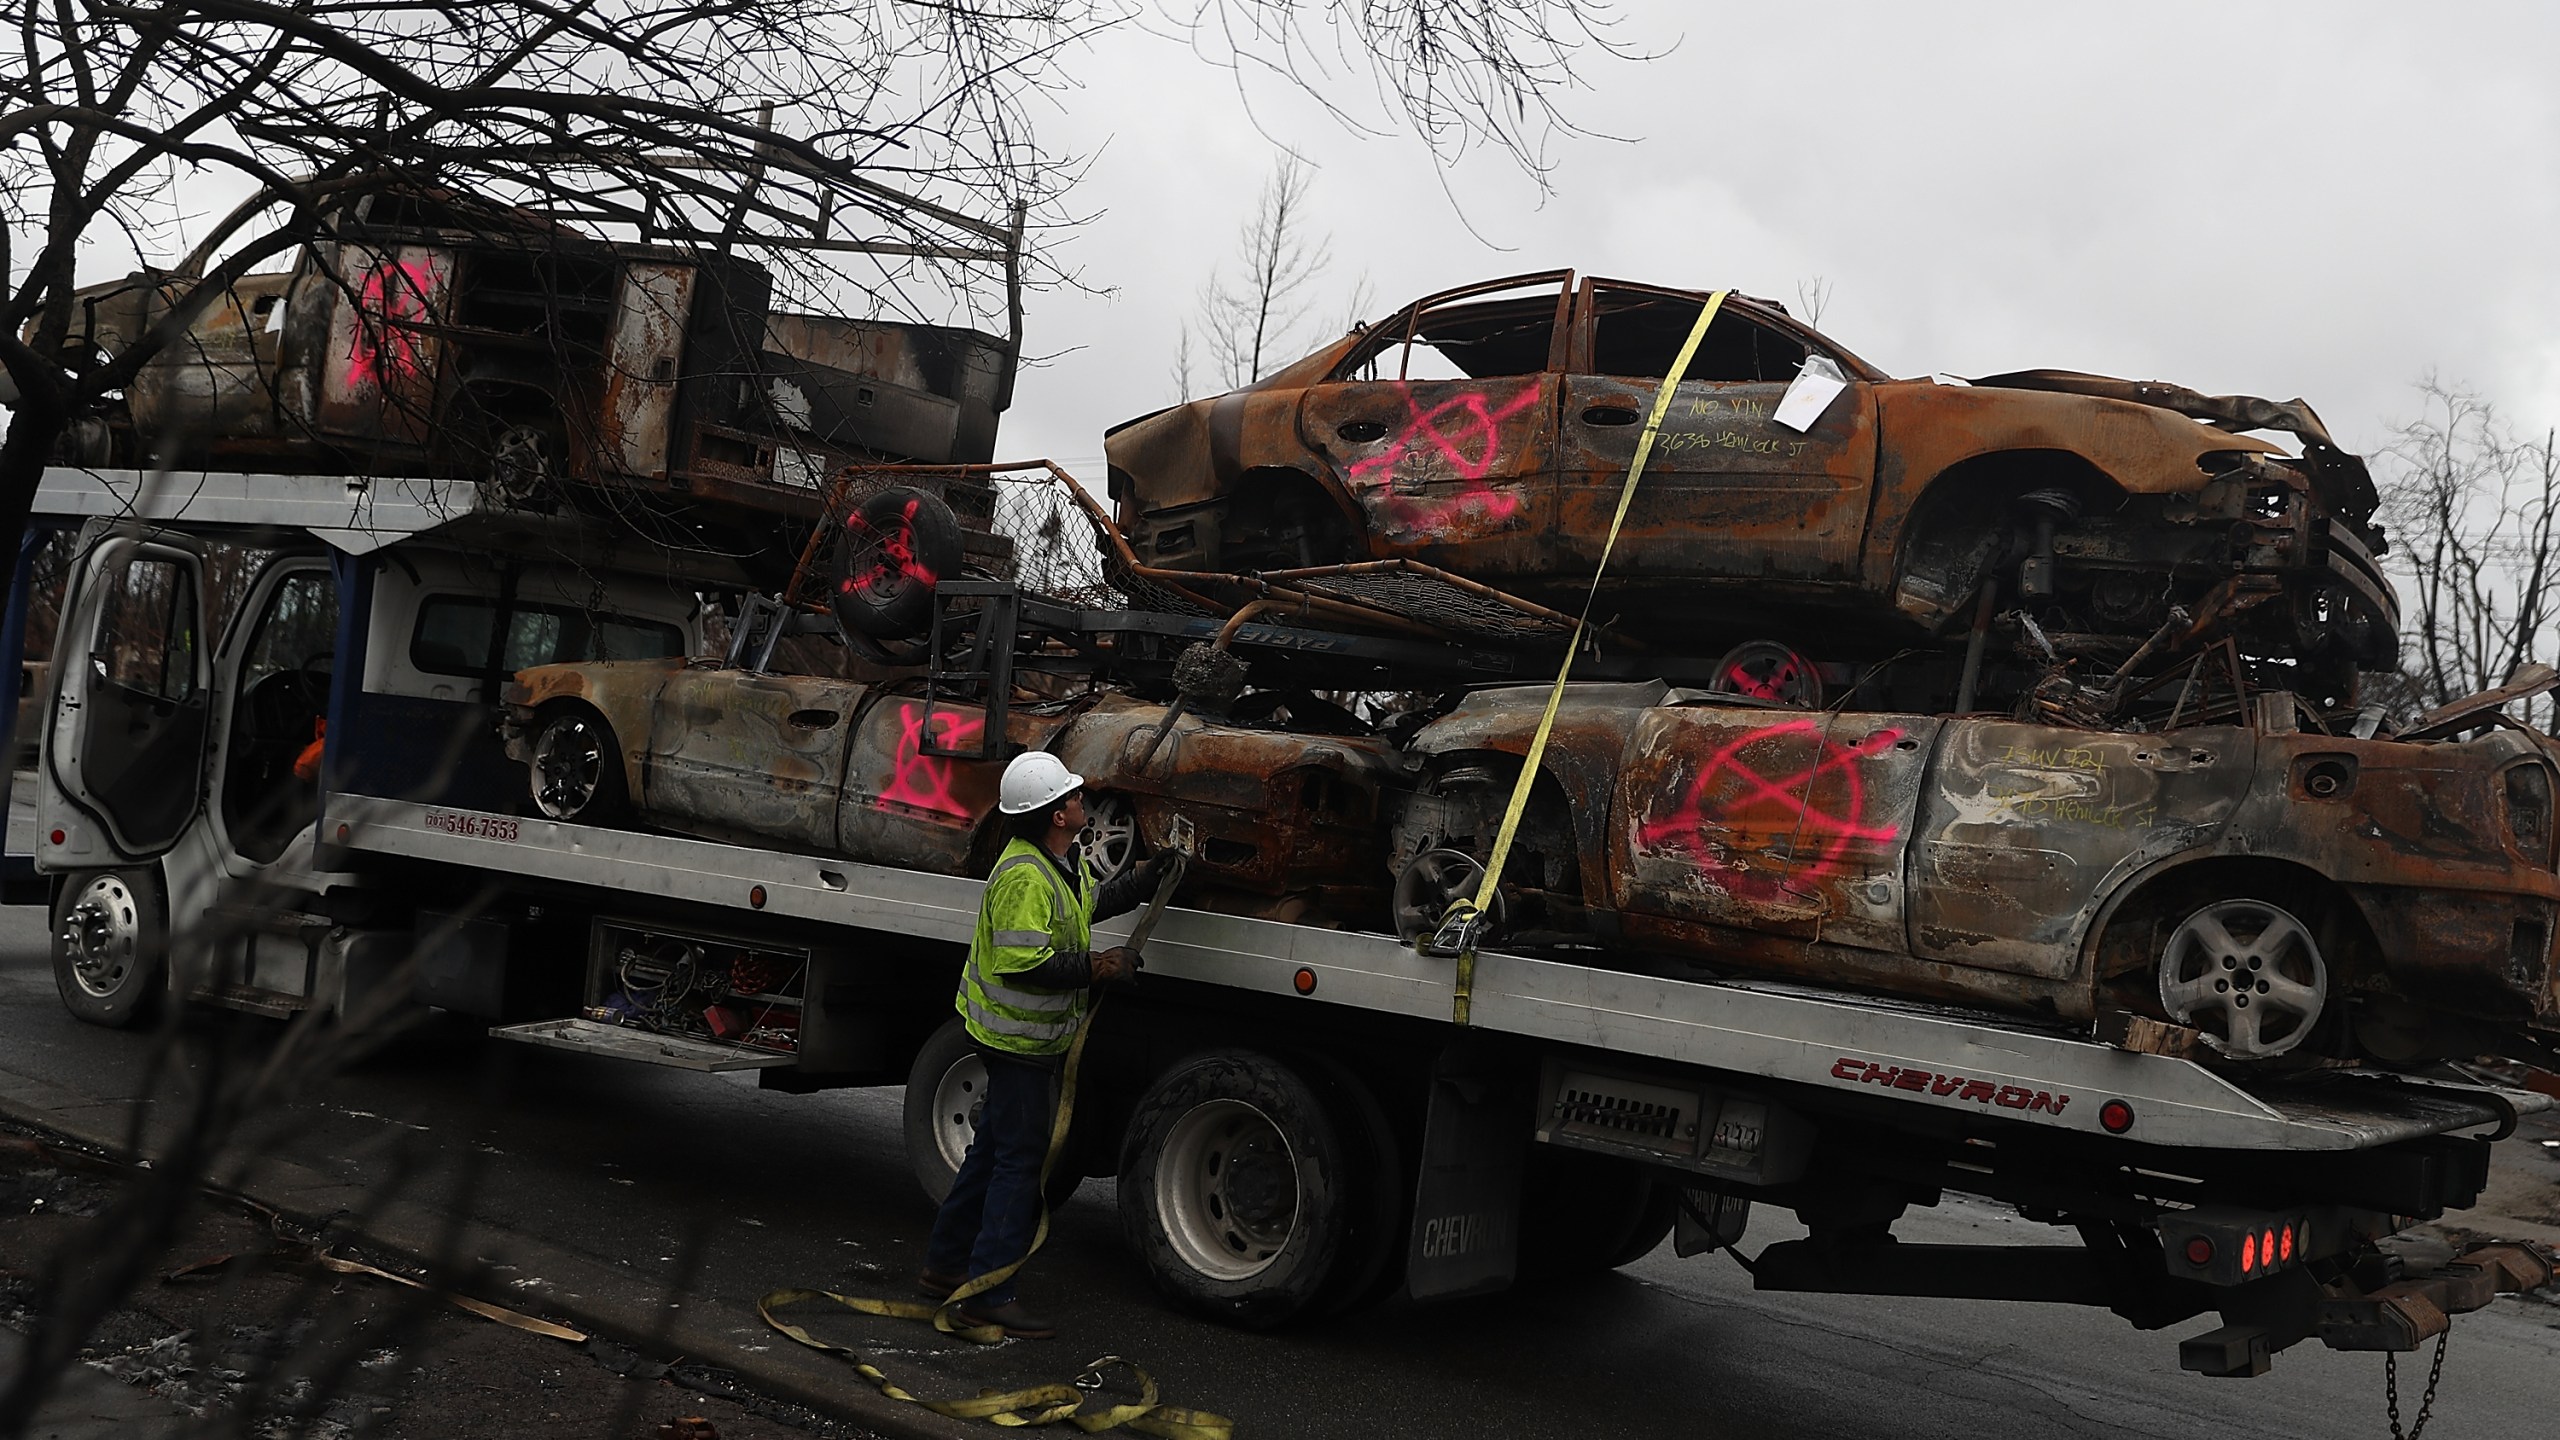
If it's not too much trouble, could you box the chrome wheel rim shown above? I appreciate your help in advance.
[2157,898,2327,1059]
[1393,847,1502,944]
[1156,1098,1299,1282]
[61,875,141,999]
[932,1050,989,1178]
[1081,793,1141,884]
[530,718,604,820]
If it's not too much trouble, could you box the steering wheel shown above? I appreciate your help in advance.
[290,650,335,708]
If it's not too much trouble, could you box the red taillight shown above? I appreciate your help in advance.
[47,829,63,846]
[2262,1229,2277,1266]
[2242,1232,2258,1272]
[2099,1100,2135,1134]
[749,884,768,909]
[2280,1225,2295,1262]
[1292,968,1317,995]
[2184,1237,2215,1267]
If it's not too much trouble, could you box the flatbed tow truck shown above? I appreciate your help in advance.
[9,464,2552,1378]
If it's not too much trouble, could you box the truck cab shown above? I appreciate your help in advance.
[11,468,727,1022]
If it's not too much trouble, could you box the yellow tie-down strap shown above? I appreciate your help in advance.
[1437,290,1730,1026]
[761,985,1234,1437]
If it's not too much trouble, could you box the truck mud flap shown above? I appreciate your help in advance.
[1404,1038,1528,1302]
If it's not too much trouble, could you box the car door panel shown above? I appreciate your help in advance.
[837,695,1068,876]
[646,669,865,852]
[1300,374,1560,573]
[1557,374,1878,582]
[1613,704,1935,952]
[1906,722,2257,979]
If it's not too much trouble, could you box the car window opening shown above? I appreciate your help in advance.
[1590,290,1808,383]
[410,595,683,677]
[1335,286,1566,384]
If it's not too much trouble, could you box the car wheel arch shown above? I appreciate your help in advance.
[1396,748,1595,902]
[1222,464,1362,570]
[524,697,640,816]
[2080,853,2383,1000]
[1879,448,2130,603]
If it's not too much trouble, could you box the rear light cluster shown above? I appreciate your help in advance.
[2159,1208,2309,1287]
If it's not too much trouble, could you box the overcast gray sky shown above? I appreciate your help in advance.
[999,1,2560,476]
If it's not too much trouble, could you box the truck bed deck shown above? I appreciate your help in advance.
[328,792,2547,1153]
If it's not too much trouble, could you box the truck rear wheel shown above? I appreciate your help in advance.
[1118,1049,1352,1328]
[1516,1149,1669,1280]
[52,868,167,1028]
[901,1017,1085,1210]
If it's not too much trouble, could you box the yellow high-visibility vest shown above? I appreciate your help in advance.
[958,837,1094,1055]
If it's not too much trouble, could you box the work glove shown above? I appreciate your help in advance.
[1089,946,1137,987]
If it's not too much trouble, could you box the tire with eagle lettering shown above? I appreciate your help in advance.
[832,486,964,641]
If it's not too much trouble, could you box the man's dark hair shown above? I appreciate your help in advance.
[1008,795,1075,845]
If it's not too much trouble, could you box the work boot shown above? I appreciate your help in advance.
[915,1267,965,1299]
[952,1297,1058,1340]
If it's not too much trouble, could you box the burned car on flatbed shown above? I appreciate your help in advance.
[14,192,1015,525]
[1104,272,2395,707]
[1389,673,2560,1065]
[499,659,1407,922]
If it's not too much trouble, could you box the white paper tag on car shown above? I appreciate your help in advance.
[1773,355,1849,433]
[263,299,288,334]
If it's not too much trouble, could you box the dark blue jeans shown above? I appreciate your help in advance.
[924,1050,1054,1306]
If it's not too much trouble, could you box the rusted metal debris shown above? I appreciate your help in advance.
[15,191,1015,521]
[1105,271,2395,712]
[1394,678,2560,1061]
[500,265,2559,1074]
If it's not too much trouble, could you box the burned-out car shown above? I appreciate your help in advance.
[1391,678,2560,1064]
[498,660,1407,918]
[1105,272,2394,700]
[16,193,1014,519]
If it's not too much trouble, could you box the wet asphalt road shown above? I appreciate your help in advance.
[3,903,2557,1440]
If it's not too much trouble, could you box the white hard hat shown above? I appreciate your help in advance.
[998,751,1084,814]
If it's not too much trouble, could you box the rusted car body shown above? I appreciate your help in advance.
[1105,273,2393,691]
[1394,681,2560,1062]
[21,194,1013,517]
[499,660,1407,917]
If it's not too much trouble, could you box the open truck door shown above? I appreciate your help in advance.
[43,529,212,860]
[38,528,211,1026]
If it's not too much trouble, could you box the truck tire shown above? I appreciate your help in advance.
[526,705,628,825]
[901,1017,1085,1210]
[1606,1181,1680,1269]
[1298,1054,1410,1317]
[52,869,167,1028]
[1118,1049,1352,1328]
[833,487,963,641]
[1516,1148,1661,1281]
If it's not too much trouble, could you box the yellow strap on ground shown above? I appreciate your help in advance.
[759,998,1236,1438]
[1448,290,1730,1026]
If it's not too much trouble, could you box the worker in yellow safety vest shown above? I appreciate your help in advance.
[921,750,1172,1338]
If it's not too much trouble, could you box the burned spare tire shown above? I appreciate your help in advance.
[832,486,964,640]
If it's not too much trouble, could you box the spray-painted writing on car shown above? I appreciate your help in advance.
[877,701,982,819]
[345,258,441,389]
[1346,383,1540,534]
[1638,720,1904,890]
